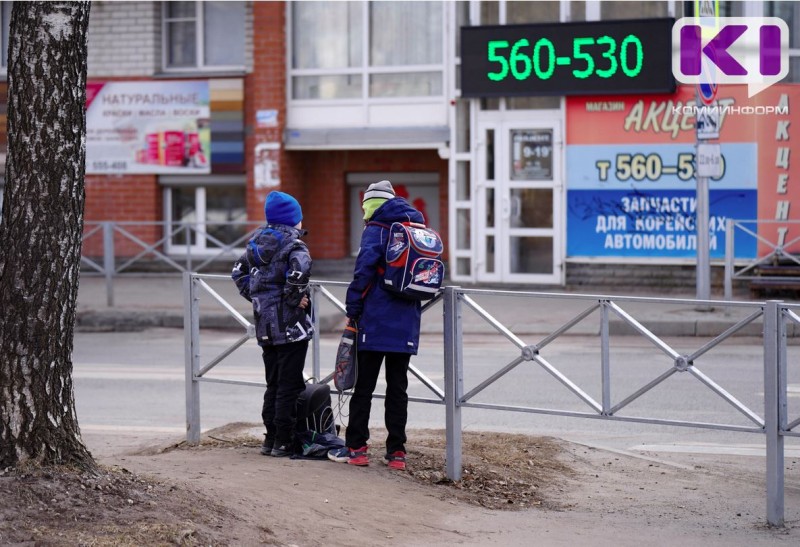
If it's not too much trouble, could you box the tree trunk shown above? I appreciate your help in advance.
[0,2,92,469]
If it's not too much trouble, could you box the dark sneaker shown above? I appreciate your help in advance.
[327,445,369,466]
[384,451,406,471]
[261,434,274,456]
[270,444,292,458]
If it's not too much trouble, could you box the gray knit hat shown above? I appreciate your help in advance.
[362,180,396,202]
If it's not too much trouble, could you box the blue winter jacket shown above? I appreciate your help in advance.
[345,198,423,354]
[232,224,314,346]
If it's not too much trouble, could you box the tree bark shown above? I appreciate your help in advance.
[0,2,92,469]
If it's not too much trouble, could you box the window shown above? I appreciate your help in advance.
[162,1,245,71]
[1,1,11,72]
[290,1,444,100]
[767,1,800,82]
[163,182,247,255]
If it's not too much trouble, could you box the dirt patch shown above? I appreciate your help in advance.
[0,463,239,546]
[3,424,799,546]
[0,427,575,546]
[406,430,574,510]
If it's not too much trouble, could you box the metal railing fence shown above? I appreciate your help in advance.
[82,220,262,306]
[725,219,800,300]
[184,272,797,527]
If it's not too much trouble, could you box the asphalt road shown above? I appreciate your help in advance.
[72,327,800,459]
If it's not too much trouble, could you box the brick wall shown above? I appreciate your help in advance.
[246,1,286,221]
[247,3,448,260]
[87,1,160,77]
[83,175,161,257]
[87,2,254,77]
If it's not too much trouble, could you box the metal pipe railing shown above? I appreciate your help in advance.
[724,219,800,301]
[184,273,796,527]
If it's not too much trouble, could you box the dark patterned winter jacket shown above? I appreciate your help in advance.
[232,223,314,346]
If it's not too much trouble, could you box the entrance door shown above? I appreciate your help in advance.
[476,118,563,284]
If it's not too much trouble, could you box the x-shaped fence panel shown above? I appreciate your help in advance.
[184,275,796,526]
[184,274,446,446]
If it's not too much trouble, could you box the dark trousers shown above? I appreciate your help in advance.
[261,341,309,447]
[345,350,409,454]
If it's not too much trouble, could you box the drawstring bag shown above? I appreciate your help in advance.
[333,320,357,392]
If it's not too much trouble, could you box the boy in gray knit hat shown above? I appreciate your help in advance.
[329,179,423,470]
[361,179,396,220]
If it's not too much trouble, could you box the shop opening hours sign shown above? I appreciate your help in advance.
[460,18,676,97]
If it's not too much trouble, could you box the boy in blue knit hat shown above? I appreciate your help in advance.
[232,191,314,457]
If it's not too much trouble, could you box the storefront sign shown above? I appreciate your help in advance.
[461,19,675,97]
[566,85,759,259]
[86,80,211,174]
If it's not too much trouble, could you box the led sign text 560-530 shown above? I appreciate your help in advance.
[461,19,675,97]
[487,35,644,82]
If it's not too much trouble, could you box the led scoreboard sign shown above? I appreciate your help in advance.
[460,18,675,97]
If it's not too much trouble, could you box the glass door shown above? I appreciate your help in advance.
[477,119,563,284]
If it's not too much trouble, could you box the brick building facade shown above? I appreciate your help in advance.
[1,1,798,291]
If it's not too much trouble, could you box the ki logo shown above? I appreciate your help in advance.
[672,17,790,97]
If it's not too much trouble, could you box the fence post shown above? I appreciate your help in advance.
[102,221,115,307]
[724,219,734,301]
[764,299,784,526]
[443,285,463,481]
[600,300,611,414]
[184,223,193,272]
[184,272,201,445]
[311,283,321,381]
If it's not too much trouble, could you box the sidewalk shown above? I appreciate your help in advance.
[76,270,780,337]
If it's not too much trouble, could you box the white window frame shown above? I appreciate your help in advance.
[162,182,248,257]
[161,1,246,73]
[287,1,447,106]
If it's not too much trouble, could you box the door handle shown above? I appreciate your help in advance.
[501,197,510,220]
[510,196,522,219]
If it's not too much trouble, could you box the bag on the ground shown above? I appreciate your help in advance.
[333,322,357,392]
[371,221,445,300]
[294,382,344,459]
[295,382,337,436]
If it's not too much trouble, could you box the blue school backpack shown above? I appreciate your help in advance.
[370,221,445,300]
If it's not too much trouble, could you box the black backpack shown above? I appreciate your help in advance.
[294,383,344,458]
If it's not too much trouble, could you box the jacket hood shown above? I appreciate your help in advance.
[371,197,424,225]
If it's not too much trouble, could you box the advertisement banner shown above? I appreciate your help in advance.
[566,84,797,260]
[86,80,211,174]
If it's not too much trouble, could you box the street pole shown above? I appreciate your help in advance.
[696,167,711,303]
[694,0,717,309]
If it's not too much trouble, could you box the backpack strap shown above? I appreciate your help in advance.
[365,221,391,283]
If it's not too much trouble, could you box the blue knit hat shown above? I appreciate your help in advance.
[265,191,303,227]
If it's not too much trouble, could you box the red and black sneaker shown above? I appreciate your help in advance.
[384,451,406,470]
[347,445,369,466]
[328,445,369,466]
